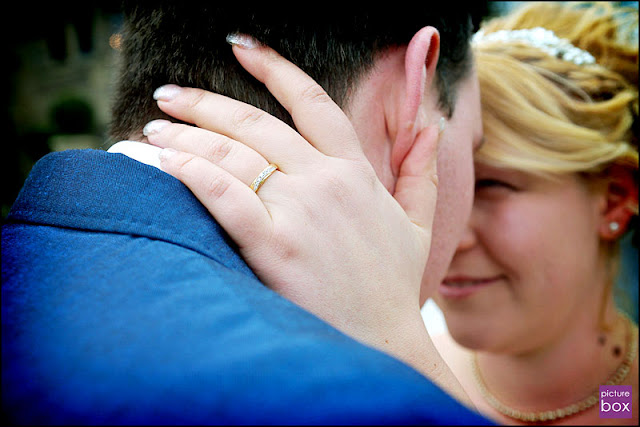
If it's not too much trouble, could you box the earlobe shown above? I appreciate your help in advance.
[600,208,634,240]
[391,26,440,177]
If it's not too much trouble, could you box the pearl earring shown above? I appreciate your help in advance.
[609,222,620,232]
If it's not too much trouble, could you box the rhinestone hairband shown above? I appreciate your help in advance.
[472,27,596,65]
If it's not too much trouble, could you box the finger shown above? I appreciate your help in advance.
[157,148,272,249]
[144,119,269,187]
[392,125,439,247]
[153,85,316,173]
[230,40,363,160]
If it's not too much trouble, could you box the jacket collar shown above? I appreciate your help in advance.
[8,149,255,276]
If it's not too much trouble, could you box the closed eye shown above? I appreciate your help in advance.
[475,179,517,191]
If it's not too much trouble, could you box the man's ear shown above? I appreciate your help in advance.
[598,165,638,240]
[391,26,440,177]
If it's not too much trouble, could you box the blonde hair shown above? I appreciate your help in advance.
[474,2,638,185]
[473,2,638,323]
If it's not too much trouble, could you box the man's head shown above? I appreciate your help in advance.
[110,3,478,141]
[110,3,485,303]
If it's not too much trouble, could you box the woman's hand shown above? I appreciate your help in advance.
[143,40,454,393]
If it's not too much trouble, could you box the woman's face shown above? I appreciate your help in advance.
[434,163,607,354]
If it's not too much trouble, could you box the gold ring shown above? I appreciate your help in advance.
[250,163,278,193]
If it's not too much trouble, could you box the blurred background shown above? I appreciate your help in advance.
[3,2,637,321]
[4,2,122,219]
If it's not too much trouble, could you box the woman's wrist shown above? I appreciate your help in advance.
[356,309,475,410]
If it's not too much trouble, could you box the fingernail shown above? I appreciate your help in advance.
[143,119,171,136]
[158,148,178,161]
[438,117,446,134]
[226,32,260,49]
[153,84,182,101]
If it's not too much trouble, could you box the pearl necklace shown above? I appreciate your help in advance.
[472,314,638,423]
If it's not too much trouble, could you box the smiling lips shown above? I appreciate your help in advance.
[439,275,502,298]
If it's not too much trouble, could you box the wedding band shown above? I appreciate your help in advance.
[250,163,278,193]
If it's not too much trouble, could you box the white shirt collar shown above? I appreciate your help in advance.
[107,141,162,170]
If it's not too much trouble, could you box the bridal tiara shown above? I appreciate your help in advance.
[472,27,596,65]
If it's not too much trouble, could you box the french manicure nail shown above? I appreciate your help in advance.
[158,148,178,161]
[153,84,182,101]
[226,32,260,49]
[438,117,447,134]
[143,119,171,136]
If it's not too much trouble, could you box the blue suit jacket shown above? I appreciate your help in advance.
[2,149,492,425]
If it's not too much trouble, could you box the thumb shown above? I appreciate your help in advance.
[392,124,440,239]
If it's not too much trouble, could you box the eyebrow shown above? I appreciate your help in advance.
[473,136,486,153]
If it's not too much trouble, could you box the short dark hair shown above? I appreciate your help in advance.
[110,3,482,142]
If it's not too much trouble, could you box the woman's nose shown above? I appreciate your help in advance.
[455,222,477,253]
